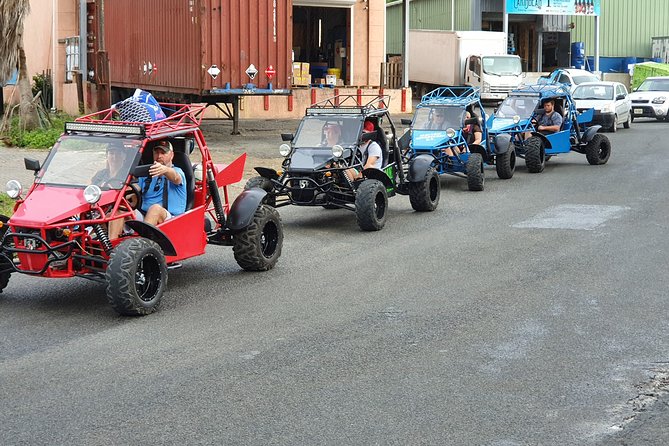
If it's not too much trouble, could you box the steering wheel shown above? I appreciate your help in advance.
[123,182,142,210]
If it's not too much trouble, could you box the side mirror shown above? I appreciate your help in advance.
[24,157,41,173]
[281,133,294,141]
[616,94,626,100]
[401,118,412,125]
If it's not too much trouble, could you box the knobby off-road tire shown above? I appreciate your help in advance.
[466,153,485,191]
[244,176,276,207]
[495,145,516,180]
[355,179,388,231]
[585,133,612,165]
[233,205,283,271]
[408,167,440,212]
[525,136,545,173]
[105,238,167,316]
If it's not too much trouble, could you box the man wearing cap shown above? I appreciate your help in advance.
[346,119,383,181]
[109,140,186,239]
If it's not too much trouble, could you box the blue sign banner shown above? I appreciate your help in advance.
[506,0,600,16]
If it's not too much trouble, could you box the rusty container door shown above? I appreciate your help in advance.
[106,0,203,95]
[202,0,292,91]
[105,0,292,96]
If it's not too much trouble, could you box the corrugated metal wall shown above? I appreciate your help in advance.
[570,0,669,57]
[386,0,472,54]
[106,0,292,95]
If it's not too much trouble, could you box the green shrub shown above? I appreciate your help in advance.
[2,114,71,149]
[0,193,14,217]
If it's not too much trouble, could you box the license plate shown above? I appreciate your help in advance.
[633,108,643,114]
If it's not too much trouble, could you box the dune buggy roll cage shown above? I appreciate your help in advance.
[419,87,481,106]
[74,103,207,138]
[306,95,391,115]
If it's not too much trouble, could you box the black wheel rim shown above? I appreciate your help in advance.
[374,191,386,220]
[599,142,610,160]
[136,254,161,302]
[260,220,279,258]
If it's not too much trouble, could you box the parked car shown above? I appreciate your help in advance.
[487,83,612,173]
[245,95,440,231]
[572,81,632,132]
[628,76,669,122]
[539,68,600,92]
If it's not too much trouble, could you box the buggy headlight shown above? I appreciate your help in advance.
[446,128,456,138]
[6,180,22,199]
[652,96,666,104]
[513,115,521,124]
[84,184,102,204]
[279,143,291,157]
[332,144,344,158]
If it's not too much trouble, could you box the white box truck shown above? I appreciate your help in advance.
[409,30,524,101]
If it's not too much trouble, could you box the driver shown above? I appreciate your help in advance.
[108,140,187,239]
[92,144,127,187]
[321,122,342,147]
[428,109,448,130]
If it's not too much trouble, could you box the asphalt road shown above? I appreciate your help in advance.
[1,118,669,445]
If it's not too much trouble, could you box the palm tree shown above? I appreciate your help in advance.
[0,0,39,129]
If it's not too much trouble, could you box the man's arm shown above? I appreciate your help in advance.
[149,162,183,185]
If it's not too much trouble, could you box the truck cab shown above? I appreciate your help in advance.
[465,54,524,101]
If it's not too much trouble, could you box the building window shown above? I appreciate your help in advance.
[64,37,80,83]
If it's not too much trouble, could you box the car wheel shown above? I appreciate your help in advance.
[610,115,617,132]
[105,237,167,316]
[623,113,631,129]
[408,167,440,211]
[495,145,516,180]
[631,114,635,123]
[233,205,283,271]
[355,179,388,231]
[244,176,276,207]
[525,136,545,173]
[466,153,485,191]
[585,134,611,165]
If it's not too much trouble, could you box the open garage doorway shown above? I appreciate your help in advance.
[292,3,351,85]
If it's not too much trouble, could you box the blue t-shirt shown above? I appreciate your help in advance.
[138,166,187,216]
[538,111,563,129]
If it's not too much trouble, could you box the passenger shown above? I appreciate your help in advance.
[346,119,383,181]
[462,111,483,146]
[108,140,187,239]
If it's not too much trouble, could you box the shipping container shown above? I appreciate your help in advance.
[104,0,293,101]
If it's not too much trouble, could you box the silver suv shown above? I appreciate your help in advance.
[629,76,669,122]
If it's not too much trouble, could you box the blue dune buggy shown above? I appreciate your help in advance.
[401,87,514,191]
[487,83,611,173]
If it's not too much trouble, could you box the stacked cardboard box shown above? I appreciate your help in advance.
[292,62,311,86]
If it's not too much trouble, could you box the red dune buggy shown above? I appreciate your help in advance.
[0,103,282,315]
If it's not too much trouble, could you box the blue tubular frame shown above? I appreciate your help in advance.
[408,86,487,177]
[488,82,597,159]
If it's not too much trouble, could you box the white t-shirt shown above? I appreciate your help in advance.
[360,140,383,170]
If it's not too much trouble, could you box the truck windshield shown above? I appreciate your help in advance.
[293,116,362,148]
[413,106,464,130]
[38,135,141,190]
[495,96,537,119]
[482,57,522,76]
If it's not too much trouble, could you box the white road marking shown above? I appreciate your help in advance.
[513,204,629,230]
